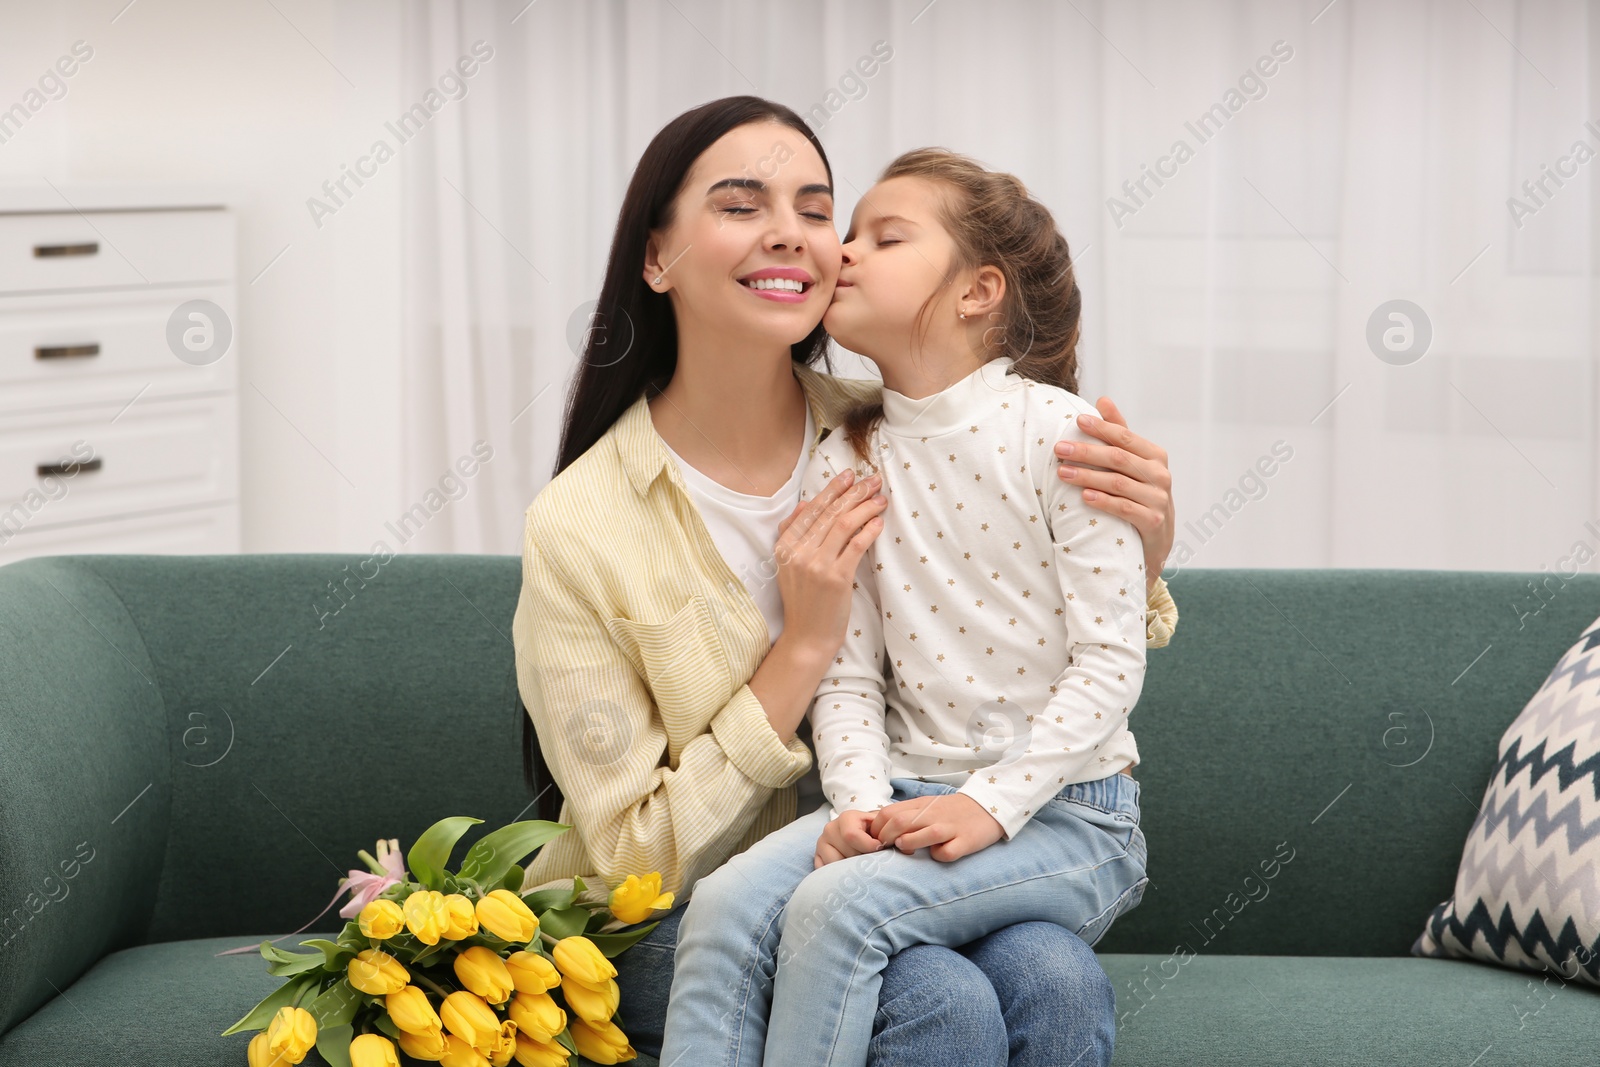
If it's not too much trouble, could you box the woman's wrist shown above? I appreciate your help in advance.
[750,632,835,744]
[777,630,838,673]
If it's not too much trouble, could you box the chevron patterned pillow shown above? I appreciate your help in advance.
[1411,613,1600,987]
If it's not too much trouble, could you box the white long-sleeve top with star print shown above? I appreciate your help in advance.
[799,355,1146,842]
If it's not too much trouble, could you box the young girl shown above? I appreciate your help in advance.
[659,148,1150,1067]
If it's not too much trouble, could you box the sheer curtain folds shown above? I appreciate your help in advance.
[401,0,1597,570]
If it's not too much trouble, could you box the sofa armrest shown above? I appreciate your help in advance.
[0,558,170,1036]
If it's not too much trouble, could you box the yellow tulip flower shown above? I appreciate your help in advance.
[510,1034,571,1067]
[404,890,451,946]
[443,893,480,940]
[506,991,566,1043]
[487,1019,519,1067]
[453,945,516,1005]
[386,985,443,1037]
[476,890,538,943]
[348,1033,401,1067]
[247,1031,293,1067]
[347,948,410,996]
[263,1005,317,1064]
[560,975,619,1025]
[608,873,675,925]
[397,1027,449,1061]
[505,951,562,994]
[438,1034,491,1067]
[440,990,500,1050]
[551,936,616,987]
[358,898,406,940]
[569,1018,636,1065]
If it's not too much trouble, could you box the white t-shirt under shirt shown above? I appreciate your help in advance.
[657,404,830,813]
[798,355,1146,841]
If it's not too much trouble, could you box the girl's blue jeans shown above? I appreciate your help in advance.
[653,772,1148,1067]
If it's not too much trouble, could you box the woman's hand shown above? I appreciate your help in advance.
[774,468,887,661]
[814,809,884,868]
[1053,397,1174,589]
[869,793,1004,863]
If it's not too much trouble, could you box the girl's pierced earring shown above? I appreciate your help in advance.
[959,311,967,319]
[652,276,663,286]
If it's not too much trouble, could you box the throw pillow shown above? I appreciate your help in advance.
[1411,612,1600,987]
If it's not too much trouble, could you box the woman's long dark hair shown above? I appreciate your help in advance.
[520,96,838,823]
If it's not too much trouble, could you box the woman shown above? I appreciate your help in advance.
[511,96,1179,1066]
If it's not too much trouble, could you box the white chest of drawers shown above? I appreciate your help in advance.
[0,185,241,563]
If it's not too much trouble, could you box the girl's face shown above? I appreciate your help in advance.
[645,121,839,348]
[824,176,961,361]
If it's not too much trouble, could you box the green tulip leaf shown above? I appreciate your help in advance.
[457,820,569,888]
[374,1013,402,1039]
[265,947,331,978]
[259,941,321,965]
[520,885,576,914]
[334,919,365,949]
[307,978,363,1030]
[315,1022,354,1067]
[536,904,591,941]
[554,1029,577,1055]
[410,937,451,967]
[584,910,612,934]
[220,973,319,1036]
[501,863,525,892]
[300,938,356,970]
[586,923,660,958]
[408,816,483,891]
[571,875,588,895]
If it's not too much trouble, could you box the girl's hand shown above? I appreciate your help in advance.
[1053,397,1174,589]
[774,469,888,661]
[814,809,885,868]
[869,793,1004,863]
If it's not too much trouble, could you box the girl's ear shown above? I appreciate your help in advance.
[962,264,1006,318]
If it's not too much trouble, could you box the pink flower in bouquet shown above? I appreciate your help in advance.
[339,838,406,919]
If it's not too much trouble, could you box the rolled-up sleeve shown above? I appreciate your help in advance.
[1146,574,1179,648]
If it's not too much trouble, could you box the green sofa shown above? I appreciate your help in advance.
[1,555,1596,1066]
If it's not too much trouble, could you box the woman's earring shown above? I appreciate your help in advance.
[652,276,662,286]
[959,310,967,319]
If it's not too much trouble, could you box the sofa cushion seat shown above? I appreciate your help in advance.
[1100,952,1593,1065]
[0,932,347,1067]
[5,935,1592,1067]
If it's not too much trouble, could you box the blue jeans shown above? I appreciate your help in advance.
[615,907,1118,1067]
[657,773,1147,1067]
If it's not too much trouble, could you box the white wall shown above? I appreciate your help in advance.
[0,0,405,552]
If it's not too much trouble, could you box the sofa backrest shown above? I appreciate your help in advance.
[1098,567,1600,961]
[2,555,1595,1035]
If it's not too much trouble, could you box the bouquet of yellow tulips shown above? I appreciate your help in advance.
[222,816,674,1067]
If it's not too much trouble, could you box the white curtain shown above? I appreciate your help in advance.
[400,0,1598,573]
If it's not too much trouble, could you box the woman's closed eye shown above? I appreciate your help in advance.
[720,205,833,222]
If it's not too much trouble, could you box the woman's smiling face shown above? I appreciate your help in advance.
[645,121,840,348]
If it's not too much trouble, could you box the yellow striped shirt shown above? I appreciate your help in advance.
[514,361,1179,905]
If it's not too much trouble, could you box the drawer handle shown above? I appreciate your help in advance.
[34,343,101,360]
[33,242,99,258]
[37,458,101,477]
